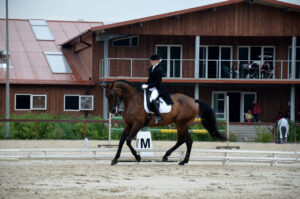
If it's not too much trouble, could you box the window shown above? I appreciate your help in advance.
[15,94,47,110]
[29,19,54,40]
[238,46,275,67]
[212,92,225,119]
[80,96,94,110]
[112,36,139,47]
[64,95,94,111]
[156,45,182,78]
[198,46,232,78]
[44,52,72,73]
[32,95,47,110]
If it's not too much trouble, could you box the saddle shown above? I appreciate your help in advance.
[143,89,171,114]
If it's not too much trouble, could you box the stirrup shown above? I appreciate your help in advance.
[155,115,162,124]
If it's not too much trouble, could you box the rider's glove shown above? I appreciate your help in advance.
[142,84,148,89]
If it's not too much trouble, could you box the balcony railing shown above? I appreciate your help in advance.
[99,58,300,81]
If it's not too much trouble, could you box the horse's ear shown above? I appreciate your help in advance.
[100,83,108,89]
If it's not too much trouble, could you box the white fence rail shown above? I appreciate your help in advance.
[0,148,299,166]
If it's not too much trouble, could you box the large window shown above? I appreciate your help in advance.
[112,36,139,47]
[29,19,54,40]
[44,52,72,73]
[238,46,275,67]
[64,95,94,111]
[199,46,232,78]
[156,45,182,78]
[15,94,47,110]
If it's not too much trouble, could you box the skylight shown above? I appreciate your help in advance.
[44,52,72,73]
[29,19,54,40]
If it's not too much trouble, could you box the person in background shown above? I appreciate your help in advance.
[245,109,254,123]
[277,117,289,144]
[252,100,261,122]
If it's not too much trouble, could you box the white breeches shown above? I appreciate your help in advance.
[279,126,289,139]
[149,88,159,102]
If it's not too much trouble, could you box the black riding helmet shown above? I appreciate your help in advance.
[149,54,161,61]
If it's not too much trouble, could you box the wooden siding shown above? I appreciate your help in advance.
[106,3,300,36]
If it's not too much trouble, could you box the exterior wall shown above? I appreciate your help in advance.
[107,3,300,36]
[0,85,103,117]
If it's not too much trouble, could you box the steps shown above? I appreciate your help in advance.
[229,124,274,142]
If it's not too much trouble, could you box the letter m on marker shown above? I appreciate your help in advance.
[140,138,150,148]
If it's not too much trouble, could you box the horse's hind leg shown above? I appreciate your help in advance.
[179,132,193,165]
[162,136,185,162]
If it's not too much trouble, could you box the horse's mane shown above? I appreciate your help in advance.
[114,80,143,92]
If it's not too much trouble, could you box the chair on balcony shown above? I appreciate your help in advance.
[239,63,248,78]
[221,65,231,78]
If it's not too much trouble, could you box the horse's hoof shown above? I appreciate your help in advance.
[162,156,168,162]
[111,159,118,166]
[178,161,186,165]
[136,155,141,162]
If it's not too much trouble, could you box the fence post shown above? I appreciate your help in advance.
[273,123,276,143]
[34,121,37,140]
[84,121,87,139]
[295,124,297,144]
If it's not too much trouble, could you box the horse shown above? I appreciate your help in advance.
[101,80,226,165]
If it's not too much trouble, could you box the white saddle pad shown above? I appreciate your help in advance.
[144,90,172,114]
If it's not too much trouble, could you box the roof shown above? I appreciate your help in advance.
[0,19,103,85]
[62,0,300,46]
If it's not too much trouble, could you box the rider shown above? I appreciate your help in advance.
[142,54,173,124]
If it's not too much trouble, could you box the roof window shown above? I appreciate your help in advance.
[29,19,54,40]
[44,52,72,73]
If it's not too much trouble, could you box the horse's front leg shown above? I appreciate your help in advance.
[111,125,130,165]
[126,123,143,162]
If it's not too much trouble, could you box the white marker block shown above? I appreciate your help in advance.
[136,130,154,157]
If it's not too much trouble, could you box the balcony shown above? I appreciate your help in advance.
[99,58,300,84]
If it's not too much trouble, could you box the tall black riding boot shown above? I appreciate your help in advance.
[151,100,162,124]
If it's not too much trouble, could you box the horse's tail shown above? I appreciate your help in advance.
[195,100,227,141]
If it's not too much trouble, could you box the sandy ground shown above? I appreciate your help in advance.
[0,140,300,199]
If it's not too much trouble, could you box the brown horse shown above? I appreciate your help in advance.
[102,80,226,165]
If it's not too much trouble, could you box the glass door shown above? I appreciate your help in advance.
[220,47,232,78]
[212,92,226,119]
[199,46,207,78]
[156,46,168,77]
[241,92,256,122]
[156,45,182,78]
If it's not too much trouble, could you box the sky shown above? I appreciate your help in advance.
[0,0,299,24]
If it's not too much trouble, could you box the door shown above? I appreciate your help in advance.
[212,92,226,119]
[227,92,241,122]
[220,47,232,78]
[241,93,256,122]
[156,45,182,78]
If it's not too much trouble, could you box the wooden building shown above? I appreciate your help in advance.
[1,0,300,122]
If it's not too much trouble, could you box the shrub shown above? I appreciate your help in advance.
[255,126,273,143]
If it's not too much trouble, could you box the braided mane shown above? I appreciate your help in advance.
[114,80,143,92]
